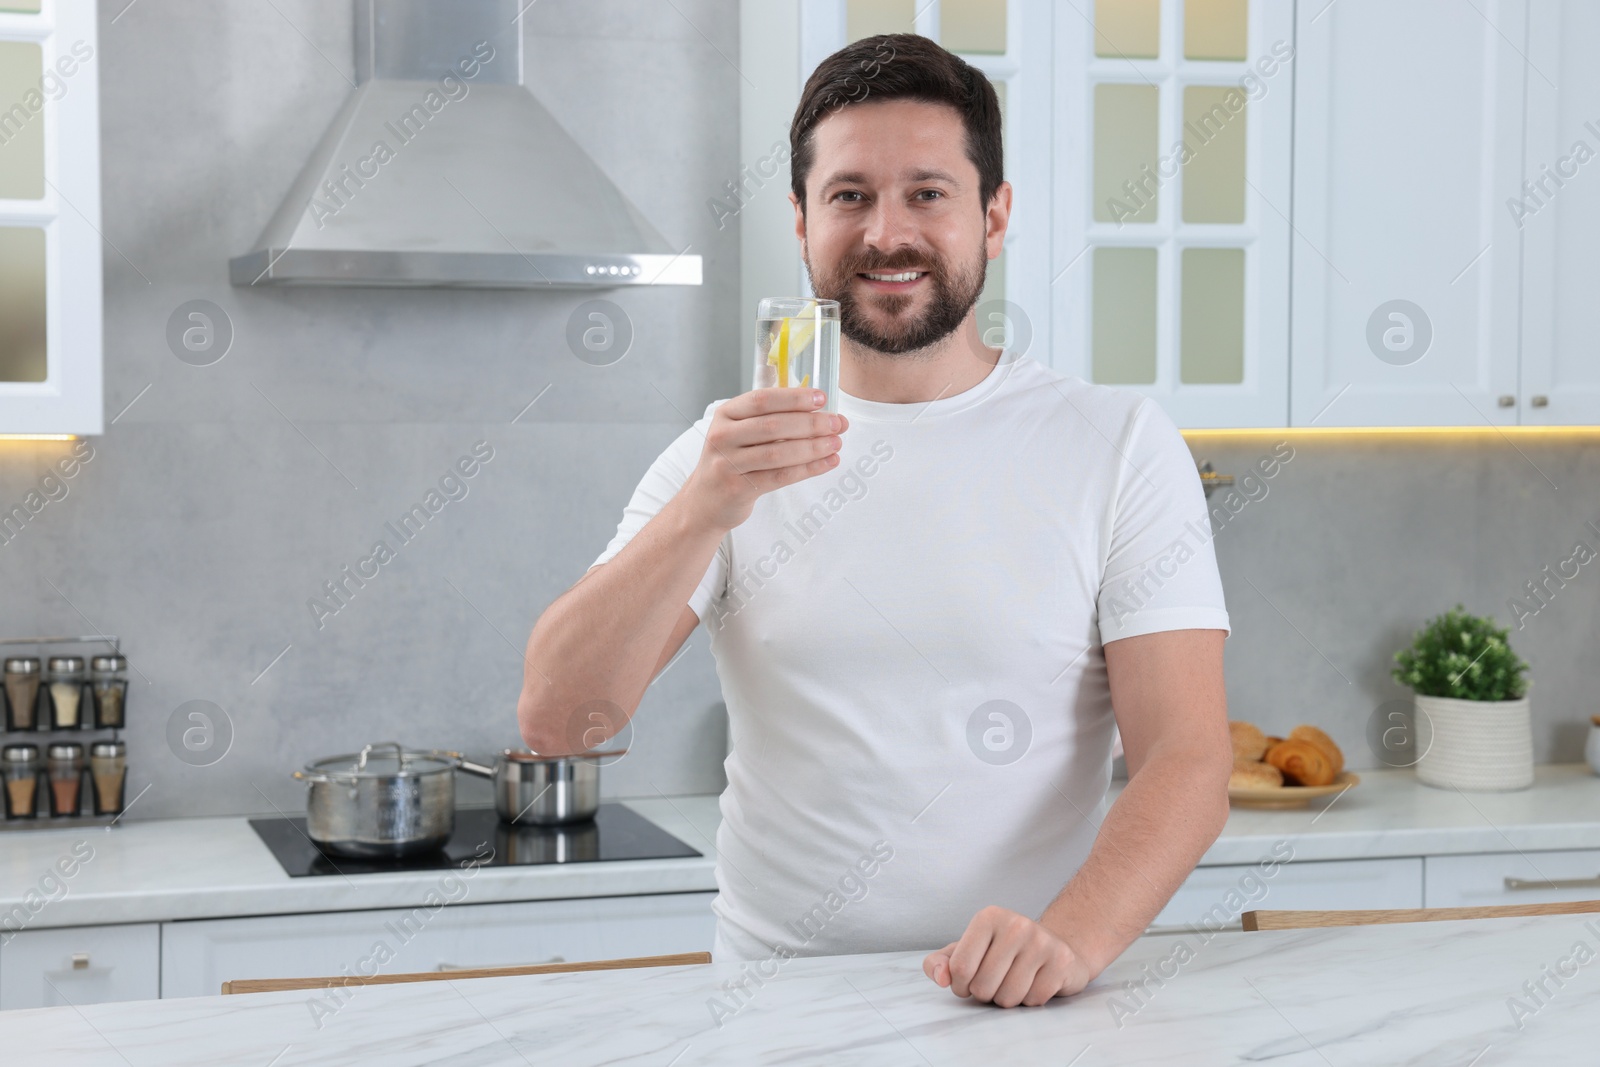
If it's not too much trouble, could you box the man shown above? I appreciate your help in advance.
[519,34,1232,1010]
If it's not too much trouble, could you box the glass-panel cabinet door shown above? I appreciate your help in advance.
[0,41,46,200]
[846,0,914,41]
[941,0,1006,55]
[0,225,46,382]
[0,1,102,435]
[1054,0,1292,428]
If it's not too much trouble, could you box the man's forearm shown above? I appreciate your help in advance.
[1037,745,1230,975]
[518,491,724,752]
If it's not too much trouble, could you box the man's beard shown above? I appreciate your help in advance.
[805,240,989,356]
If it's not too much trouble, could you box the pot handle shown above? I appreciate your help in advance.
[358,741,405,770]
[457,759,496,780]
[291,769,327,784]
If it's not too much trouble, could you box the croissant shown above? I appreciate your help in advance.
[1265,738,1336,787]
[1289,725,1344,777]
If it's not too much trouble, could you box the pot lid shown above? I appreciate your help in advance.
[305,742,460,779]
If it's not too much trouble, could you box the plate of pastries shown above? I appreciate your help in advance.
[1228,721,1359,809]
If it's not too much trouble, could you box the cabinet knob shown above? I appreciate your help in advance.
[1497,395,1515,408]
[1531,395,1549,408]
[71,953,90,970]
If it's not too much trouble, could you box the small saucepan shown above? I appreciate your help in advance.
[459,748,625,826]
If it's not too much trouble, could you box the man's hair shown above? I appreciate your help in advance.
[789,33,1004,215]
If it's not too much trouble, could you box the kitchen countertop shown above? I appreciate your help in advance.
[1177,760,1600,865]
[3,764,1598,931]
[7,910,1594,1064]
[0,797,723,932]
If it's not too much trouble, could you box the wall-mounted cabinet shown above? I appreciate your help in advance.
[1520,0,1600,426]
[742,0,1600,429]
[0,0,102,436]
[1290,0,1526,428]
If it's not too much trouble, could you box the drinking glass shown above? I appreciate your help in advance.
[752,297,841,412]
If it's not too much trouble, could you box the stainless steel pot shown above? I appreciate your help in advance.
[293,742,461,858]
[459,748,624,826]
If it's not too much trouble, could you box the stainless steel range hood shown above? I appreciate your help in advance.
[230,0,700,289]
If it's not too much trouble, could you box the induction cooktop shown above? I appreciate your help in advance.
[250,803,701,877]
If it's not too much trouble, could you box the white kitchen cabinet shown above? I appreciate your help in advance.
[1289,0,1527,428]
[1518,0,1600,426]
[1424,849,1600,909]
[0,922,159,1010]
[160,891,717,1000]
[1150,857,1423,932]
[0,1,103,436]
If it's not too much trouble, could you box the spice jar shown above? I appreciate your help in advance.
[91,655,128,729]
[89,740,127,816]
[3,744,41,818]
[4,657,42,731]
[47,742,84,817]
[46,656,87,730]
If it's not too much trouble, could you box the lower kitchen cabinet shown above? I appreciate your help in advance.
[0,923,161,1010]
[160,891,717,1000]
[1150,857,1424,932]
[1424,849,1600,908]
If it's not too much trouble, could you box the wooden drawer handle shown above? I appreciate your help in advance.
[435,956,564,972]
[1504,875,1600,890]
[71,953,90,970]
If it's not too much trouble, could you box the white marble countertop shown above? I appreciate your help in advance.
[3,765,1598,931]
[1188,761,1600,864]
[7,910,1594,1064]
[0,797,723,931]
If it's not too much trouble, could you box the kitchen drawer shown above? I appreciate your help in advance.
[1150,857,1423,932]
[161,891,716,999]
[0,922,160,1010]
[1425,849,1600,908]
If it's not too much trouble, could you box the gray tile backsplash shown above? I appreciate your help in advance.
[2,2,1595,822]
[1194,433,1600,771]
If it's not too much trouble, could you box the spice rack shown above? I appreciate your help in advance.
[1,634,129,830]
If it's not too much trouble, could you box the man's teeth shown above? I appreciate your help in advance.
[864,271,923,282]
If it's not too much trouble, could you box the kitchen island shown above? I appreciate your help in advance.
[5,910,1591,1064]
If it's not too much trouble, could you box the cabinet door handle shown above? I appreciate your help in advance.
[1531,395,1549,408]
[434,955,565,972]
[1497,395,1516,407]
[71,953,90,970]
[1504,875,1600,890]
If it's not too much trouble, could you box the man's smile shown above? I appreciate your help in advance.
[858,270,929,293]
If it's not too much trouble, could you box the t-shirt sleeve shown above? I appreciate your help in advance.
[589,401,730,623]
[1095,397,1231,643]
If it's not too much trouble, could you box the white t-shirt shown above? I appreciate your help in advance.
[591,355,1229,961]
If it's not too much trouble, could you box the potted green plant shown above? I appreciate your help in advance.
[1392,605,1532,791]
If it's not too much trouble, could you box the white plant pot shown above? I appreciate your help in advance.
[1413,694,1533,792]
